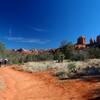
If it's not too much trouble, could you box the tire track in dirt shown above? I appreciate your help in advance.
[0,67,67,100]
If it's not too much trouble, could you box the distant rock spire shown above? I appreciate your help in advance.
[90,38,94,45]
[77,36,86,45]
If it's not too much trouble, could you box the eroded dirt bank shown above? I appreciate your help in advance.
[0,66,100,100]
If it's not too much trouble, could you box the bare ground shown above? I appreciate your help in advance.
[0,66,100,100]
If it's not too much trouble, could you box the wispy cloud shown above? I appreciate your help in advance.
[5,37,50,44]
[20,39,50,44]
[32,27,47,32]
[7,37,23,41]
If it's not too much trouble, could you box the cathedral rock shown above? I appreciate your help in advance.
[75,36,86,49]
[75,35,100,49]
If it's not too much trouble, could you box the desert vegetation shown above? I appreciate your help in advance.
[0,41,100,79]
[0,40,100,64]
[0,41,100,78]
[13,59,100,80]
[0,41,100,100]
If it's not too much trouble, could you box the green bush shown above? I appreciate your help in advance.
[87,48,100,59]
[0,42,6,53]
[55,63,77,80]
[61,42,74,59]
[36,54,54,61]
[54,51,65,62]
[70,50,89,61]
[67,63,76,73]
[0,52,54,64]
[55,71,68,80]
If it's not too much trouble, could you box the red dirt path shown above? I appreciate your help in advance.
[0,66,100,100]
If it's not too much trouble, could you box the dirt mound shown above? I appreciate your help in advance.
[0,66,99,100]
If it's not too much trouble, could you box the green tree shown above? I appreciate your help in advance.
[54,51,65,62]
[60,40,68,48]
[87,48,100,58]
[0,42,6,53]
[70,50,89,61]
[61,42,74,59]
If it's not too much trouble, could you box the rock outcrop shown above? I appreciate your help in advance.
[75,35,100,49]
[75,36,86,49]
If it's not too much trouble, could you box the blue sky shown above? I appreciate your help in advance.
[0,0,100,49]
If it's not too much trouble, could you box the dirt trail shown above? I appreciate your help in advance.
[0,66,100,100]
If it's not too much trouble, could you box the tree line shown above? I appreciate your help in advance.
[0,41,100,64]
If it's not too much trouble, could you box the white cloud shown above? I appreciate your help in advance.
[21,39,50,44]
[5,37,50,44]
[32,27,47,32]
[7,37,23,41]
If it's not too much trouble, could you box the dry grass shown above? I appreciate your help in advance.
[12,61,55,72]
[13,59,100,79]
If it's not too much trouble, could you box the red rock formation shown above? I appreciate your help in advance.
[77,36,86,45]
[10,35,100,52]
[31,49,39,55]
[75,35,100,49]
[75,36,86,49]
[90,38,95,45]
[96,35,100,43]
[75,44,86,49]
[12,48,50,55]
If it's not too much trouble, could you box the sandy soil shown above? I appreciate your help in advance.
[0,66,100,100]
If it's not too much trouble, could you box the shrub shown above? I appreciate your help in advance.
[61,42,74,59]
[0,42,6,53]
[54,63,77,79]
[25,54,33,62]
[87,48,100,59]
[67,63,76,73]
[13,61,53,72]
[55,71,69,80]
[70,50,89,61]
[54,51,65,62]
[36,54,54,61]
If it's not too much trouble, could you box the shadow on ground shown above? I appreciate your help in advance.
[88,88,100,100]
[79,67,100,83]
